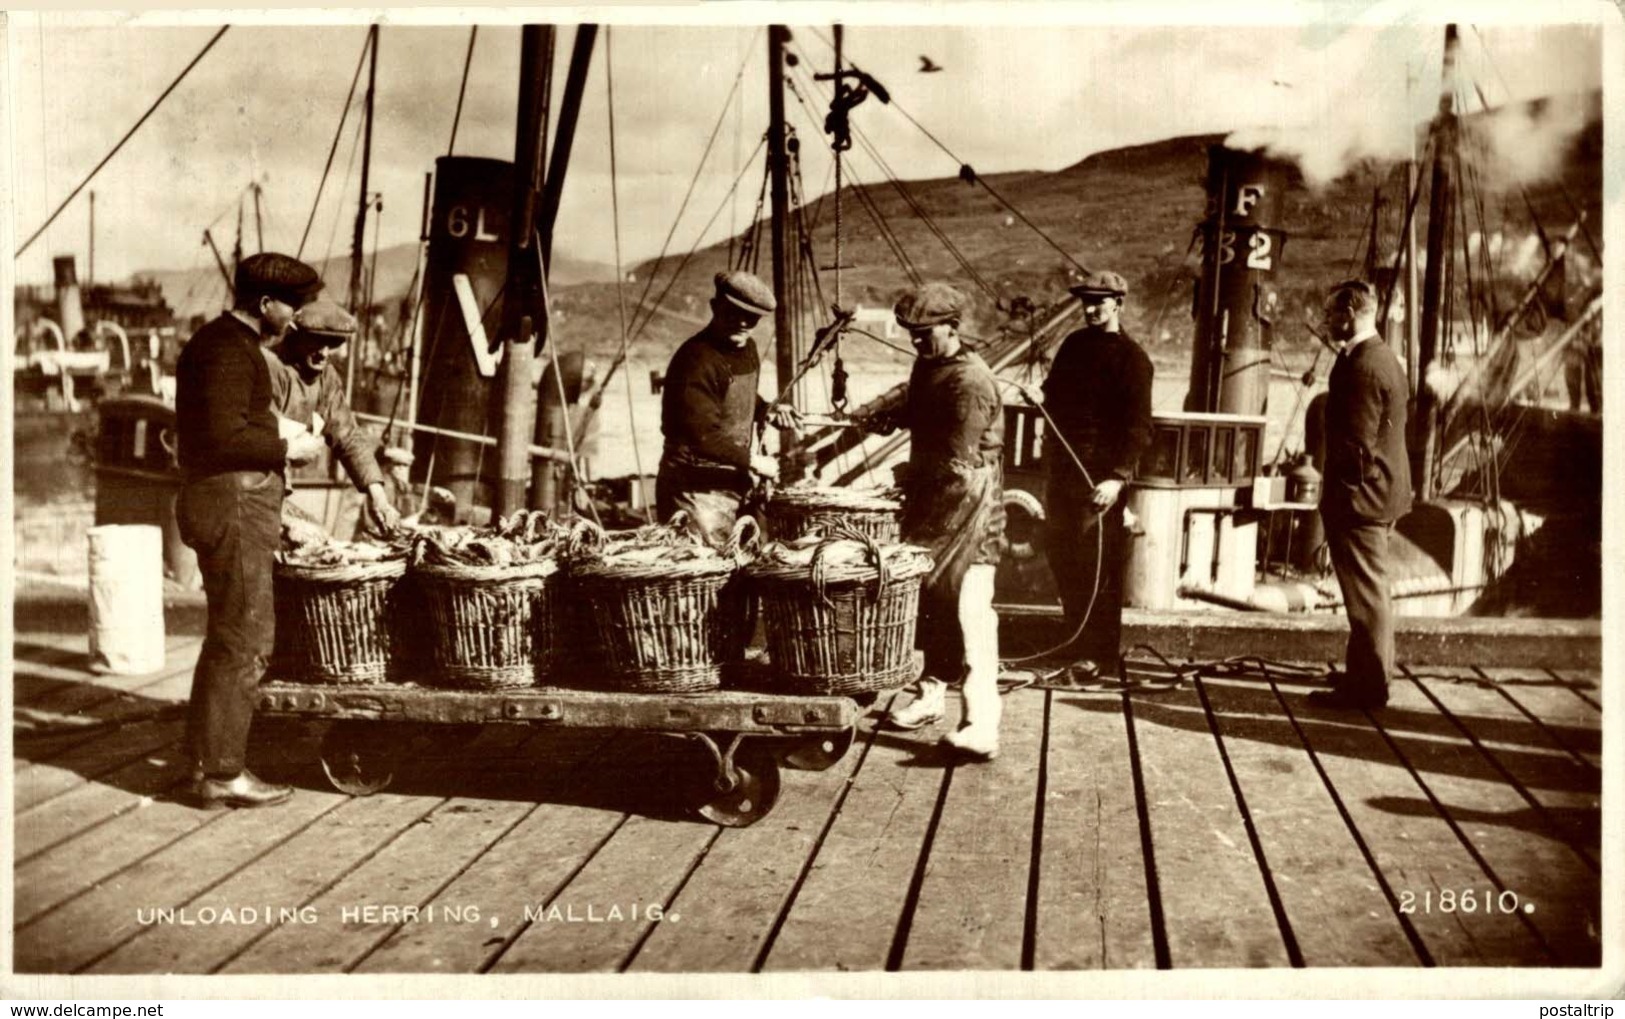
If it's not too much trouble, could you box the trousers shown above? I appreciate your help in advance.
[176,469,284,776]
[1323,516,1395,700]
[1043,479,1128,668]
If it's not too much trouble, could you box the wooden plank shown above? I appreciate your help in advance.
[84,791,444,975]
[219,794,537,973]
[13,636,202,713]
[13,718,185,813]
[487,812,717,973]
[1125,678,1292,967]
[1200,674,1421,966]
[15,744,189,861]
[1032,689,1156,970]
[628,730,871,973]
[1284,685,1550,965]
[1377,678,1601,965]
[353,804,623,973]
[1480,667,1601,769]
[1407,668,1599,869]
[899,689,1043,970]
[15,788,347,973]
[1549,668,1602,711]
[15,773,226,926]
[760,707,948,971]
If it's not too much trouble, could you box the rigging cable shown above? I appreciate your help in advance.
[447,27,479,156]
[799,30,1087,274]
[17,25,231,258]
[602,26,652,520]
[317,107,367,291]
[297,28,372,259]
[621,29,763,340]
[787,65,1000,301]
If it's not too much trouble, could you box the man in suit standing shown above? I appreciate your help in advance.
[1313,279,1412,709]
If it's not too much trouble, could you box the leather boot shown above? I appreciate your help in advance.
[886,678,946,731]
[189,769,294,809]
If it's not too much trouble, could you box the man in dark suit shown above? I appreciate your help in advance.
[1313,279,1412,709]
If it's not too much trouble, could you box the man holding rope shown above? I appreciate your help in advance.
[859,283,1007,760]
[1031,269,1153,680]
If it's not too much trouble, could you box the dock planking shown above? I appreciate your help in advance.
[1032,689,1157,970]
[760,704,949,972]
[11,633,1603,975]
[1373,678,1600,965]
[1284,688,1549,965]
[899,687,1045,971]
[1125,678,1291,968]
[15,788,348,973]
[1405,667,1600,870]
[628,727,873,973]
[1478,667,1602,768]
[486,812,718,974]
[82,792,447,975]
[1199,672,1420,967]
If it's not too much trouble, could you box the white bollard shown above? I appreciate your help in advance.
[87,524,167,674]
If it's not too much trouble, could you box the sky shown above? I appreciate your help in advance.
[3,2,1609,286]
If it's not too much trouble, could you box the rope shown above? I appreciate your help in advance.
[536,239,602,529]
[297,28,372,259]
[317,108,367,290]
[622,29,761,339]
[446,26,478,156]
[786,66,1000,302]
[602,27,651,521]
[798,31,1086,274]
[17,25,231,258]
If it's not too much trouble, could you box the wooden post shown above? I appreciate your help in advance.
[346,24,379,404]
[768,25,803,479]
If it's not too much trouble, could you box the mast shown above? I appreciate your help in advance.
[494,24,555,518]
[88,191,95,286]
[531,25,597,510]
[346,23,379,403]
[768,25,802,477]
[1412,23,1459,503]
[1403,60,1420,392]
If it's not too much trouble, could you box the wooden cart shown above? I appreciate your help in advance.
[255,677,861,828]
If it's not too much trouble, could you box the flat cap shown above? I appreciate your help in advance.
[1069,269,1128,298]
[893,282,968,329]
[236,252,323,307]
[714,271,776,316]
[291,299,358,343]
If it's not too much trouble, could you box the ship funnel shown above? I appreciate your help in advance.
[53,255,86,342]
[1186,145,1292,416]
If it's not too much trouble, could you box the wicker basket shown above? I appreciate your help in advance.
[747,526,933,697]
[567,514,757,693]
[413,557,561,690]
[273,557,407,685]
[766,485,902,544]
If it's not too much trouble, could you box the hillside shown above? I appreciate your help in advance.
[138,89,1601,367]
[546,89,1602,364]
[141,242,616,323]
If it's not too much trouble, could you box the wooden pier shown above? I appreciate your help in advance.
[10,630,1602,974]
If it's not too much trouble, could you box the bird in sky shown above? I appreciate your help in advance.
[919,55,943,73]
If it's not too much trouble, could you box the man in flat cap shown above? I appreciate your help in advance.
[1028,269,1153,679]
[1313,279,1410,710]
[857,282,1007,760]
[265,298,403,542]
[174,252,327,809]
[658,271,799,544]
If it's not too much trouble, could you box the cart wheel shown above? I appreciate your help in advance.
[695,743,781,828]
[783,727,856,772]
[319,721,398,796]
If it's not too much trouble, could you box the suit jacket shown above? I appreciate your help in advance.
[1323,335,1412,524]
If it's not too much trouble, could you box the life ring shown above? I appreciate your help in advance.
[1002,488,1045,561]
